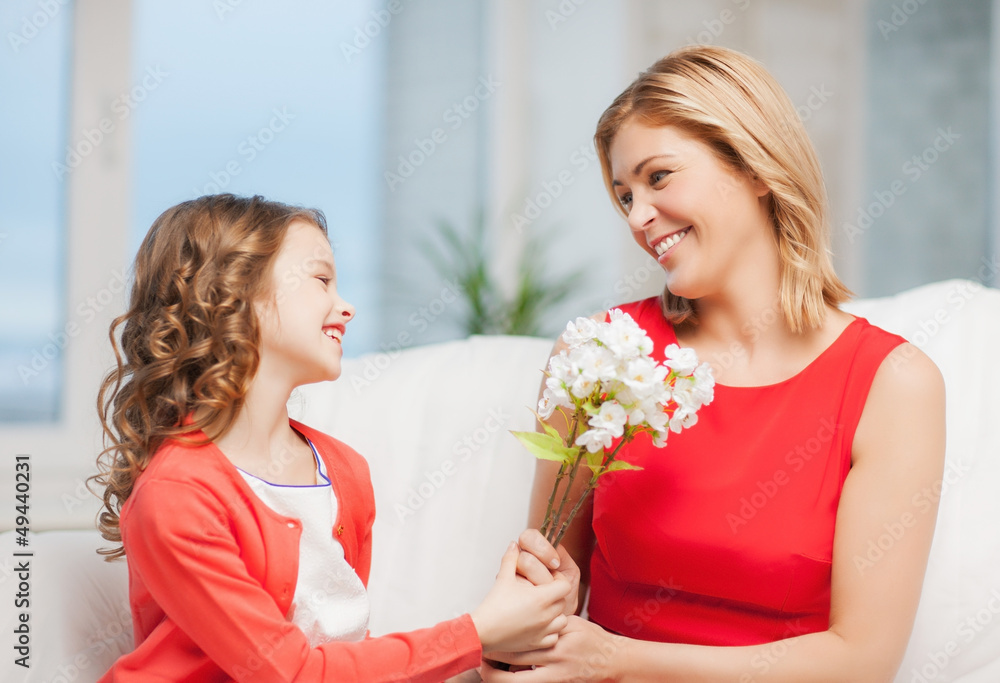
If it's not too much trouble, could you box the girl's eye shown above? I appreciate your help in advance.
[650,170,671,184]
[618,193,633,210]
[316,276,330,286]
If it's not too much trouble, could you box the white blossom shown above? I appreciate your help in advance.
[576,427,614,453]
[535,310,714,455]
[669,405,699,433]
[623,357,667,400]
[538,392,557,420]
[569,344,617,385]
[663,343,700,375]
[589,401,627,438]
[548,351,575,383]
[562,316,600,347]
[643,401,669,432]
[692,362,716,406]
[544,374,570,404]
[598,312,653,360]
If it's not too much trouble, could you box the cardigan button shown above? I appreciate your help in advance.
[336,525,344,536]
[287,521,297,529]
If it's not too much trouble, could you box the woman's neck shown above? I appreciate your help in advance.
[681,248,788,346]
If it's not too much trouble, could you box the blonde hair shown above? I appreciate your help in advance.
[89,194,327,560]
[595,45,851,332]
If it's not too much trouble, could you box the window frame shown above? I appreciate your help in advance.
[1,0,134,530]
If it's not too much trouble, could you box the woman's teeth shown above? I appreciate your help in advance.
[654,227,690,256]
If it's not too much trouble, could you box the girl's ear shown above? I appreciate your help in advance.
[253,291,278,331]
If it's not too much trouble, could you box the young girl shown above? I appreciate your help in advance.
[92,194,571,681]
[488,45,946,680]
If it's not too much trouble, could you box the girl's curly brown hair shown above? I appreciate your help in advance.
[89,194,327,560]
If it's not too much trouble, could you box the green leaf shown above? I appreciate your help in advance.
[604,459,643,473]
[530,409,563,442]
[584,448,604,475]
[511,431,578,464]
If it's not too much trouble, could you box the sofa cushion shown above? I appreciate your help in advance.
[0,529,133,682]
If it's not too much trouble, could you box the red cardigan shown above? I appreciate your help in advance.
[99,419,482,682]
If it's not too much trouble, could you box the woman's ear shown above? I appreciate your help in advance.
[750,174,769,197]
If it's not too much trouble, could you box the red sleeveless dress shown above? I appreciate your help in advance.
[587,297,908,646]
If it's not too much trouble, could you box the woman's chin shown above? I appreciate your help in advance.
[663,273,698,300]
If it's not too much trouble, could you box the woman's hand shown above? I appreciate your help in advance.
[471,542,572,655]
[514,529,581,616]
[481,616,626,682]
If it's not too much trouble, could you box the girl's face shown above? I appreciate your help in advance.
[608,118,772,302]
[255,220,354,387]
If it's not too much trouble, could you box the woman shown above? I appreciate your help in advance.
[490,45,945,681]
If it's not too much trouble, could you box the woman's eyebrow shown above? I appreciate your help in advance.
[612,153,679,186]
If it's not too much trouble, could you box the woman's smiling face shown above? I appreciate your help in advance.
[608,118,772,302]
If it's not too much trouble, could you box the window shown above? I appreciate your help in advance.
[0,0,74,421]
[130,0,386,354]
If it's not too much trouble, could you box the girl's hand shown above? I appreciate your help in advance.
[471,542,572,654]
[480,616,626,683]
[514,529,581,616]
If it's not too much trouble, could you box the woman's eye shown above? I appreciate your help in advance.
[618,193,633,209]
[316,276,330,285]
[650,170,671,184]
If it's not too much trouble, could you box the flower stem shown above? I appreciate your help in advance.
[540,406,581,538]
[544,407,586,544]
[539,462,566,539]
[547,450,584,544]
[552,478,596,547]
[550,427,636,547]
[604,426,634,463]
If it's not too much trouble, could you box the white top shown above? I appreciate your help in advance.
[237,438,370,645]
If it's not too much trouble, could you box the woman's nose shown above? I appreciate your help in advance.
[627,195,656,233]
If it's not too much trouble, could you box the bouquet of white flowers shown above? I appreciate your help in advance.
[513,309,716,547]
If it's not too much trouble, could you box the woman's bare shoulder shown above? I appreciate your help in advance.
[854,341,945,468]
[872,342,945,401]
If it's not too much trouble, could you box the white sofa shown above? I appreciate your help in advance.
[3,278,998,683]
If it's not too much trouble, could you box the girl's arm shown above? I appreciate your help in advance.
[114,479,570,682]
[489,342,946,682]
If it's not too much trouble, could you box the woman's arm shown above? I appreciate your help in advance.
[490,342,947,682]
